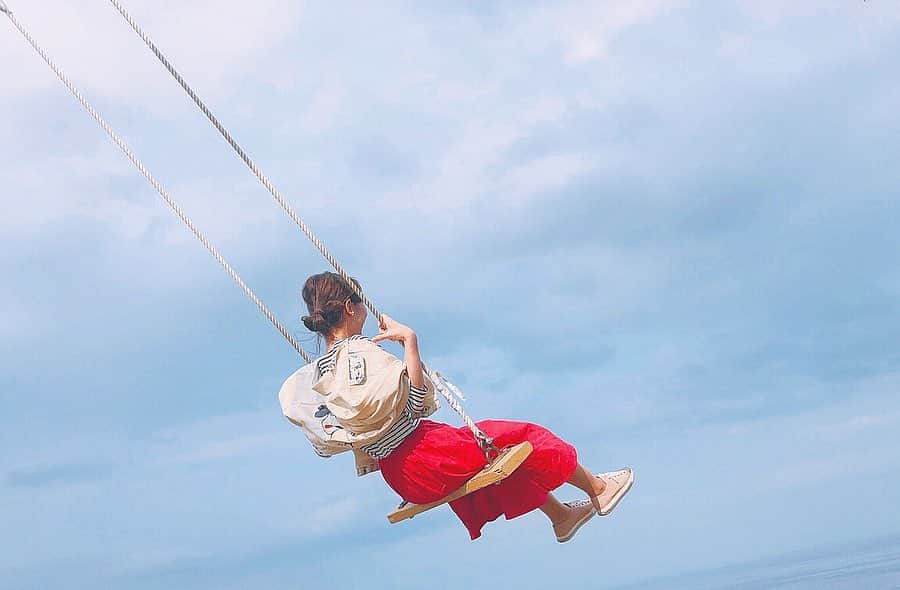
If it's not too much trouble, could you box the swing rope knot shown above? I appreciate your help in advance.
[478,436,501,462]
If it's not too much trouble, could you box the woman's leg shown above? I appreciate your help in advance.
[538,492,570,525]
[567,462,634,514]
[539,492,595,541]
[567,463,607,497]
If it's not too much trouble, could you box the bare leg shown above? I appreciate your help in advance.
[569,463,634,514]
[568,463,606,498]
[539,492,570,526]
[540,492,596,541]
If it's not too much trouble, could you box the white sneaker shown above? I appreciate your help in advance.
[592,467,634,516]
[555,499,596,543]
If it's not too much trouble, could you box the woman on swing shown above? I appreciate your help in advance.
[280,272,633,542]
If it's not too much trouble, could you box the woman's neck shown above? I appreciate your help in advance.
[325,326,359,351]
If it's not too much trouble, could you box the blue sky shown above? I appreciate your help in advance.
[2,1,899,588]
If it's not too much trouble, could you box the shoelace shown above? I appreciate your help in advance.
[563,499,595,509]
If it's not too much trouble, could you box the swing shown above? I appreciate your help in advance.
[2,0,533,524]
[387,441,533,523]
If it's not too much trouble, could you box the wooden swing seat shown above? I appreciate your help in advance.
[386,441,533,524]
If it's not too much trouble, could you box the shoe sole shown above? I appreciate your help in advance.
[596,468,634,516]
[556,509,596,543]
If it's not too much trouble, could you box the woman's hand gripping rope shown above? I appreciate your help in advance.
[372,315,426,390]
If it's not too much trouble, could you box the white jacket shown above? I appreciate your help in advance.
[278,339,439,476]
[278,362,354,459]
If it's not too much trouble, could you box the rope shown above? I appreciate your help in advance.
[429,369,495,453]
[432,371,467,401]
[108,0,495,452]
[108,0,382,328]
[1,6,313,366]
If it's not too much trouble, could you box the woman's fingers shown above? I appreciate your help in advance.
[371,314,411,344]
[372,326,404,344]
[379,314,395,331]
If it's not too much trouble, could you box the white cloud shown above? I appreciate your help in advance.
[298,82,346,135]
[0,0,304,110]
[167,432,284,465]
[377,97,586,214]
[736,0,844,27]
[546,0,677,65]
[815,413,900,436]
[0,141,163,239]
[496,153,592,203]
[719,32,753,58]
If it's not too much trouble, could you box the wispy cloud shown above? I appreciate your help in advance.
[0,0,303,108]
[6,461,114,488]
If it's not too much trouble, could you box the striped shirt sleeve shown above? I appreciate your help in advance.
[407,382,428,414]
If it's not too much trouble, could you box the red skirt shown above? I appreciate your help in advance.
[378,419,577,540]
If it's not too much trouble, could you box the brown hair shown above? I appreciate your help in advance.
[301,271,363,336]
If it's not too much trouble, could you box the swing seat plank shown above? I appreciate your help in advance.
[387,441,533,524]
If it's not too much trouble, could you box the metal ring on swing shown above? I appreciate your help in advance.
[477,435,501,462]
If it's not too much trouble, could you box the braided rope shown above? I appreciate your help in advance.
[429,370,494,451]
[432,370,467,401]
[1,7,313,365]
[108,0,493,449]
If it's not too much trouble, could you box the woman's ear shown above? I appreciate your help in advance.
[344,298,355,316]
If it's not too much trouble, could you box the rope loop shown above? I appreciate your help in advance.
[477,436,500,462]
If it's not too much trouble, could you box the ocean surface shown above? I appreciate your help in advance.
[615,536,900,590]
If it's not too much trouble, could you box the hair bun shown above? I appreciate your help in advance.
[301,311,327,333]
[300,271,362,336]
[300,310,340,333]
[302,301,344,334]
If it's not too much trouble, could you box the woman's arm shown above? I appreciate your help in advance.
[371,315,425,389]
